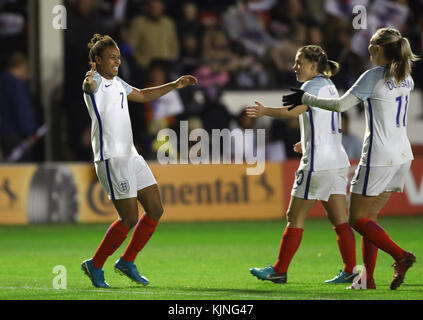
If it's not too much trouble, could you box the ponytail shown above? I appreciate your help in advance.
[298,45,339,78]
[371,28,420,83]
[389,37,419,83]
[324,60,340,78]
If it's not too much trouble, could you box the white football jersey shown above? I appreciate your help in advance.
[298,75,350,171]
[83,71,139,161]
[347,66,414,167]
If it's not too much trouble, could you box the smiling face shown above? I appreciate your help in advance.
[95,45,121,79]
[292,52,318,83]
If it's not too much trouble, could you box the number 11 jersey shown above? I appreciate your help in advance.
[347,66,414,167]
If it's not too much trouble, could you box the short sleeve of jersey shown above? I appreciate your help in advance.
[349,66,385,101]
[301,79,321,97]
[116,76,134,96]
[82,71,102,94]
[92,72,102,94]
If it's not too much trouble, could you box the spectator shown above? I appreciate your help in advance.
[221,0,278,57]
[269,0,307,39]
[229,109,265,163]
[144,62,185,158]
[193,28,233,98]
[0,0,28,67]
[341,112,362,160]
[0,52,38,161]
[349,0,409,61]
[127,0,179,69]
[332,25,367,91]
[177,32,203,75]
[268,118,301,159]
[234,54,270,89]
[270,23,307,87]
[307,25,324,46]
[177,2,204,45]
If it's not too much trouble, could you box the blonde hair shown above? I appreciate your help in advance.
[371,27,420,83]
[87,34,118,63]
[298,45,339,78]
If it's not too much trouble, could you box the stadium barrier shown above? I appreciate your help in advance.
[0,158,422,225]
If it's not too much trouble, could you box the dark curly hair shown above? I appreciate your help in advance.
[87,34,118,63]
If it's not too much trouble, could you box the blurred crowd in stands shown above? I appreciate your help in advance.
[0,0,422,162]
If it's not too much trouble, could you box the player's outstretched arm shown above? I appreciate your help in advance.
[128,75,198,103]
[283,87,361,113]
[245,101,307,119]
[83,63,98,94]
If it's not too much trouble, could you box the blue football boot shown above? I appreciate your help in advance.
[249,265,287,284]
[81,258,110,288]
[325,269,359,284]
[114,258,150,286]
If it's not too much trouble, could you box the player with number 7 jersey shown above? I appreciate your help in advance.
[80,34,198,288]
[282,27,419,290]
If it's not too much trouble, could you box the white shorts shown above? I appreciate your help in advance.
[291,167,349,201]
[95,155,157,200]
[350,161,411,196]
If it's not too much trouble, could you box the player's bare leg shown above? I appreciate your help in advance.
[349,192,415,289]
[115,184,163,285]
[136,184,164,222]
[323,194,347,226]
[112,197,140,229]
[81,197,138,288]
[285,196,316,228]
[348,192,391,226]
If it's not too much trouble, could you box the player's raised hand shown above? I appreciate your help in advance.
[174,75,198,89]
[245,101,265,118]
[83,62,99,94]
[282,87,305,111]
[85,62,96,84]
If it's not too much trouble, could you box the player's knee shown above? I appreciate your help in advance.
[348,215,357,228]
[285,209,303,228]
[121,216,139,229]
[285,209,294,223]
[348,208,371,228]
[147,204,164,221]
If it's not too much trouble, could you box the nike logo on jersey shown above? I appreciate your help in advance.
[105,83,113,88]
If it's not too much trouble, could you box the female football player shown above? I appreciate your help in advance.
[81,34,197,288]
[247,45,358,285]
[283,28,418,290]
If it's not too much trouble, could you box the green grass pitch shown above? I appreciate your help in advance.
[0,217,422,300]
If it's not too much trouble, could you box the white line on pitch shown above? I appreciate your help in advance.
[0,285,327,300]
